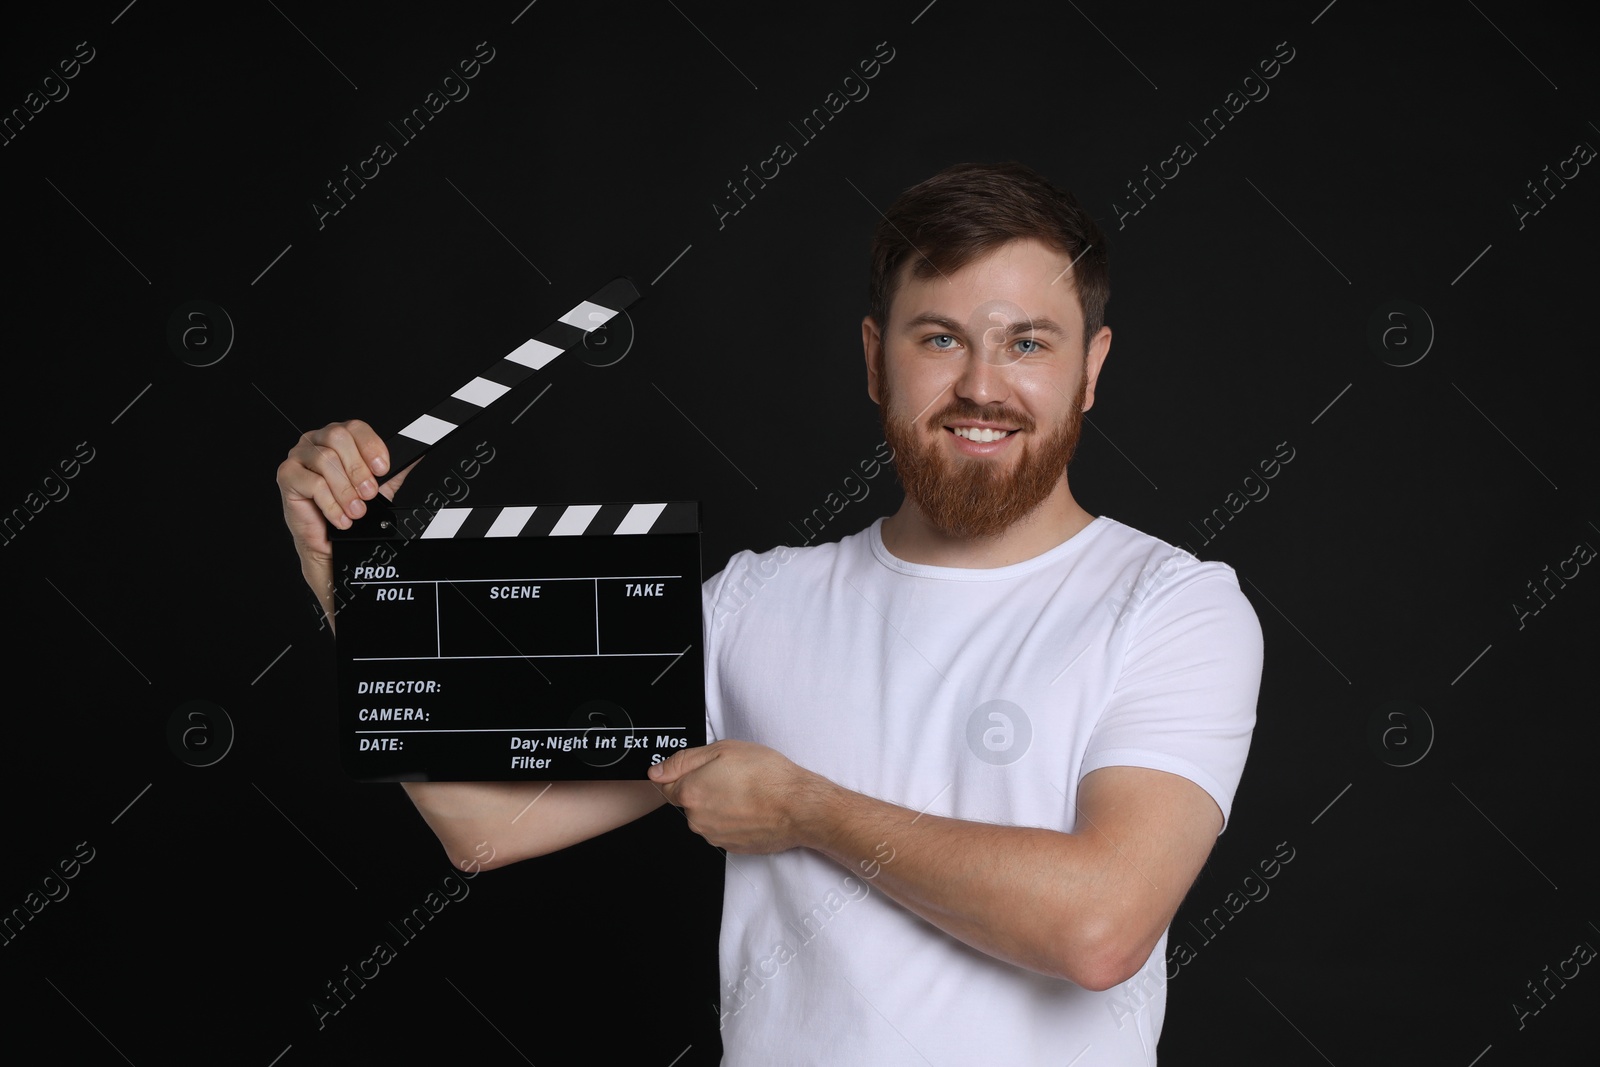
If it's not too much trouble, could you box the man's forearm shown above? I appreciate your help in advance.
[651,742,1220,991]
[403,779,667,871]
[795,779,1144,990]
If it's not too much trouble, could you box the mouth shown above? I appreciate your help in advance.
[946,425,1020,443]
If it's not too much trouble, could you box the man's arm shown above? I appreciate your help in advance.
[402,780,667,871]
[650,742,1218,991]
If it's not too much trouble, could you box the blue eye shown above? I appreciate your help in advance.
[929,334,957,350]
[1015,338,1040,354]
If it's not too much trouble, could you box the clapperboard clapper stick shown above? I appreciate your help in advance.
[328,277,707,783]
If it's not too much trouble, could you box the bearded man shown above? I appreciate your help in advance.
[278,161,1263,1065]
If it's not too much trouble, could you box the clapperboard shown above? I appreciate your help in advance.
[329,278,706,782]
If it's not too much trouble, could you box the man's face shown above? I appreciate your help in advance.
[864,238,1110,540]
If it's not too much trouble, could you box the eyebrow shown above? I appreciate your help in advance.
[901,313,1070,338]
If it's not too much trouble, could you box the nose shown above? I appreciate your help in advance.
[954,346,1010,406]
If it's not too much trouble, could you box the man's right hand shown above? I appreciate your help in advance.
[276,420,416,632]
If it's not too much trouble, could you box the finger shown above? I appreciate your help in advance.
[337,418,392,488]
[305,422,383,516]
[653,778,680,806]
[303,437,371,523]
[279,450,361,530]
[647,744,721,784]
[276,456,343,534]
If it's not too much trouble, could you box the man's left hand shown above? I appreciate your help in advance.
[648,740,828,854]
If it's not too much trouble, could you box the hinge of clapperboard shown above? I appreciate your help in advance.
[326,276,679,566]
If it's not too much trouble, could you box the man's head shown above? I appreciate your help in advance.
[866,162,1109,355]
[862,163,1112,541]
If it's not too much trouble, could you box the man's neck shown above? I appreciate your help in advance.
[879,486,1097,569]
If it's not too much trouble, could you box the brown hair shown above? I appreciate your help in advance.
[867,162,1110,352]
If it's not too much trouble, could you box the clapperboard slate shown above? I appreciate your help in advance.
[329,279,706,781]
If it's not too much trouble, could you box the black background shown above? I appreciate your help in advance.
[2,2,1594,1064]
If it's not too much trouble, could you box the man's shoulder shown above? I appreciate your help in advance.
[702,521,876,611]
[1088,516,1250,620]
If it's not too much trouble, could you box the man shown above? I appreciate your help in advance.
[278,161,1262,1064]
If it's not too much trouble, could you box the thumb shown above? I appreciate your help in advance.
[648,743,720,785]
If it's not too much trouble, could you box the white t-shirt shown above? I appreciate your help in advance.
[701,515,1262,1066]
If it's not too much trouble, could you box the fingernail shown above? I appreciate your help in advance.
[349,498,365,517]
[358,479,376,496]
[372,456,388,475]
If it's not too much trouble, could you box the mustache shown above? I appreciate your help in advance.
[923,398,1037,433]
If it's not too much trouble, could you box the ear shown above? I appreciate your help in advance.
[862,315,884,405]
[1081,325,1112,413]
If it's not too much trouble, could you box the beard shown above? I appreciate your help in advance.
[879,364,1086,540]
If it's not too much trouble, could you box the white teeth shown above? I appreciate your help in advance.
[953,427,1011,443]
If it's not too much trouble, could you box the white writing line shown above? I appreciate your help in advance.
[1240,575,1351,684]
[45,176,150,284]
[252,644,292,685]
[1244,976,1338,1065]
[1310,383,1351,425]
[1451,644,1492,686]
[1310,782,1351,825]
[252,244,293,285]
[911,782,951,824]
[510,382,552,424]
[841,976,940,1066]
[1452,782,1558,890]
[354,574,682,584]
[45,978,137,1066]
[652,644,693,685]
[653,383,759,489]
[652,244,693,286]
[44,575,150,684]
[111,782,152,824]
[1244,176,1350,284]
[444,976,536,1065]
[252,381,306,436]
[666,0,757,89]
[356,726,685,734]
[1451,244,1493,286]
[1066,0,1157,90]
[445,177,550,284]
[1466,0,1557,89]
[1450,382,1557,489]
[253,782,359,890]
[111,382,152,424]
[264,0,358,90]
[1049,242,1095,286]
[510,783,552,823]
[352,651,687,662]
[1081,412,1159,490]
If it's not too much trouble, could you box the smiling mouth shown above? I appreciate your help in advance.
[948,426,1019,443]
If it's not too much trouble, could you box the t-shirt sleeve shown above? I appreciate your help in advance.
[1079,571,1262,832]
[701,562,733,745]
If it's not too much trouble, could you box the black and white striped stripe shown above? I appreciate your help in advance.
[418,502,697,539]
[387,277,639,474]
